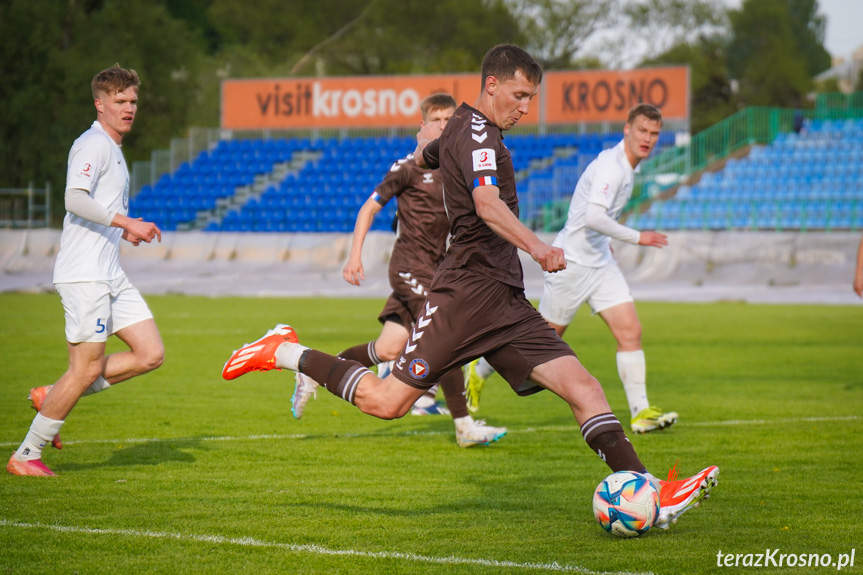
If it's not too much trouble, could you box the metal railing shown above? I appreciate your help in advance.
[630,98,863,213]
[0,182,52,228]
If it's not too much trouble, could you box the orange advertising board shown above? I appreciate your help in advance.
[221,66,688,130]
[221,74,504,130]
[543,67,688,124]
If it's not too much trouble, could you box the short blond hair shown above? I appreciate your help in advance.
[91,64,140,99]
[420,93,457,122]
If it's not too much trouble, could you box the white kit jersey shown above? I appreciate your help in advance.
[552,140,635,267]
[53,121,129,283]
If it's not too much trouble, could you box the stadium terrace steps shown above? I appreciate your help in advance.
[633,118,863,232]
[131,133,670,234]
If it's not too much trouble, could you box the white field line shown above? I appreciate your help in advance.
[0,519,652,575]
[0,414,857,449]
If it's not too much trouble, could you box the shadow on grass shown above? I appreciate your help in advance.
[55,439,203,472]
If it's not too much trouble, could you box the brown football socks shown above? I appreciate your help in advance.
[580,413,646,473]
[336,341,379,366]
[438,368,470,419]
[299,349,372,405]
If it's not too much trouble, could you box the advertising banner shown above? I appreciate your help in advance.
[221,66,688,130]
[221,74,491,130]
[543,67,689,124]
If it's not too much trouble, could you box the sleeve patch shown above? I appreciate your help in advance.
[472,148,496,171]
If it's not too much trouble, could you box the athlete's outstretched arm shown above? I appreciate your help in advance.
[343,196,383,286]
[472,185,565,273]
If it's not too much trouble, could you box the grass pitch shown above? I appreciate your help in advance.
[1,293,861,574]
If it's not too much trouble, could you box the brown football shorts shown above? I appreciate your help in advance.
[391,267,575,395]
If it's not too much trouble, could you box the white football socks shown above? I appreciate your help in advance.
[617,350,649,418]
[412,384,438,409]
[453,415,475,433]
[14,413,64,461]
[275,342,310,371]
[82,376,111,397]
[643,471,662,494]
[474,357,495,379]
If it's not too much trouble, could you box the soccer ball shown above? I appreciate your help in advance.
[592,471,659,538]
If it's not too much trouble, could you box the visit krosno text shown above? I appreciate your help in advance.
[716,549,855,570]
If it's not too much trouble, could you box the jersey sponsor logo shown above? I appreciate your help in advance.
[79,163,92,178]
[422,172,434,184]
[472,148,495,171]
[408,358,430,379]
[473,176,498,188]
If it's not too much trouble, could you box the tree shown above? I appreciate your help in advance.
[504,0,726,70]
[0,0,69,190]
[727,0,825,107]
[0,0,205,208]
[303,0,524,76]
[642,35,738,134]
[785,0,831,76]
[621,0,727,68]
[505,0,617,69]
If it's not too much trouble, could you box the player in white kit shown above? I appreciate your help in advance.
[7,64,165,477]
[466,104,677,433]
[538,103,676,433]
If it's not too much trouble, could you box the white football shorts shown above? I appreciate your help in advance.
[56,275,153,343]
[537,260,633,327]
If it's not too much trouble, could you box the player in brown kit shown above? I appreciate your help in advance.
[223,44,718,529]
[289,93,506,447]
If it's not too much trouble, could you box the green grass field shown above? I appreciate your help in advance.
[1,293,861,574]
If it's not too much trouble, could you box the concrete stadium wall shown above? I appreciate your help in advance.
[1,230,860,304]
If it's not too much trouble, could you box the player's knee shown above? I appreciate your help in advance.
[361,394,410,420]
[586,375,605,397]
[373,342,402,362]
[570,373,605,401]
[615,323,642,347]
[138,345,164,373]
[69,361,103,389]
[367,403,407,420]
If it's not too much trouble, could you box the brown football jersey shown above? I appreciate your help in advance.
[426,103,524,289]
[372,154,448,278]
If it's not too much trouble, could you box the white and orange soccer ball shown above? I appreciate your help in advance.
[592,471,659,538]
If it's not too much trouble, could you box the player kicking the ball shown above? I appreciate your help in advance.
[292,93,506,448]
[223,44,717,528]
[465,104,677,434]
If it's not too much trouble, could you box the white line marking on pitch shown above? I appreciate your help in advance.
[0,415,856,448]
[0,520,652,575]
